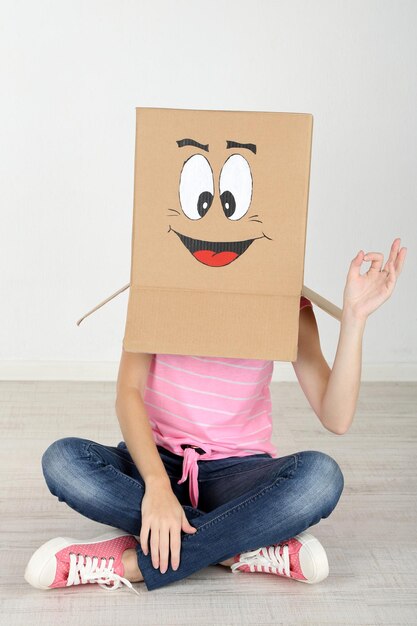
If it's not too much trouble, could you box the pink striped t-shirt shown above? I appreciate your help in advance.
[143,295,313,508]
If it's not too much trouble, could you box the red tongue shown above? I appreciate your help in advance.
[193,249,238,267]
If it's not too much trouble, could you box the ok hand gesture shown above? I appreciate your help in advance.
[343,238,407,321]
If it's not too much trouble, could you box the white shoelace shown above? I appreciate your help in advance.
[231,543,291,577]
[67,552,141,596]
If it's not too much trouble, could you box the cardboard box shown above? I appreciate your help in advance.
[77,107,342,360]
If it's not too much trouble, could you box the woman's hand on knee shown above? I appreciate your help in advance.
[139,485,197,573]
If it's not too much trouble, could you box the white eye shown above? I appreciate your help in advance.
[179,154,214,220]
[219,154,253,220]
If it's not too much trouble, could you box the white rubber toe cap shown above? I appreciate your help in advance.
[295,532,329,584]
[24,537,69,589]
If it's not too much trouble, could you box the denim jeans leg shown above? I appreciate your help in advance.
[40,436,199,538]
[135,450,344,591]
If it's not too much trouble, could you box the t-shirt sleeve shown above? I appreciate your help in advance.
[300,295,313,310]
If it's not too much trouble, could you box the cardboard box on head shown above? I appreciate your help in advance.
[77,107,342,361]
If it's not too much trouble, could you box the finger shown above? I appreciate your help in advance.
[140,523,150,556]
[382,238,401,272]
[185,523,197,533]
[394,246,407,276]
[170,527,181,571]
[181,511,197,533]
[158,524,170,574]
[363,251,384,271]
[348,250,366,278]
[150,526,160,569]
[386,259,397,290]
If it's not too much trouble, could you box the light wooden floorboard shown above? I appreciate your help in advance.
[1,381,416,625]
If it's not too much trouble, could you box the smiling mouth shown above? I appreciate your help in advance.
[169,227,265,267]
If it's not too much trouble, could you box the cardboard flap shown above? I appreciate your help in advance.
[301,285,342,321]
[76,283,129,326]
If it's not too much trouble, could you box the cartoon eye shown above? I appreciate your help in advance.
[179,154,214,220]
[219,154,253,220]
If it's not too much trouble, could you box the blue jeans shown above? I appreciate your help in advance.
[41,437,344,591]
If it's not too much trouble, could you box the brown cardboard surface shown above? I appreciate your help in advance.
[76,107,342,360]
[76,282,342,328]
[126,106,311,361]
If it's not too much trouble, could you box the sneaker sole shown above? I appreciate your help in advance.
[24,528,131,590]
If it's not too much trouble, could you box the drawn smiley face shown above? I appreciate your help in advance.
[168,138,271,267]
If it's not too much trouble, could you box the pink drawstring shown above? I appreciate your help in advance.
[177,447,200,508]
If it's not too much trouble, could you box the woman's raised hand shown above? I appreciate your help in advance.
[343,237,407,321]
[139,483,198,574]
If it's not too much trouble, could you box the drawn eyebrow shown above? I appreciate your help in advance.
[177,138,209,152]
[226,140,257,154]
[177,138,257,155]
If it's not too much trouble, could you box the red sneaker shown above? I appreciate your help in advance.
[24,529,142,595]
[230,531,329,584]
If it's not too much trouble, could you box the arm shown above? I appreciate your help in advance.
[292,305,335,433]
[293,238,407,435]
[319,308,365,435]
[115,349,198,571]
[293,303,366,435]
[115,348,171,489]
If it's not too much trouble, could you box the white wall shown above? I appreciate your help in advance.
[1,0,416,380]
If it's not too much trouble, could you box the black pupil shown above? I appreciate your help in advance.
[197,191,213,217]
[220,190,236,218]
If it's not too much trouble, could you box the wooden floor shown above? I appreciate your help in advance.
[1,380,417,625]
